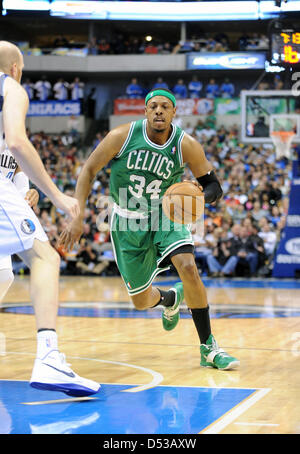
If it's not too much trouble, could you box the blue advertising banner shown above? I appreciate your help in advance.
[187,52,266,70]
[27,100,81,117]
[273,159,300,278]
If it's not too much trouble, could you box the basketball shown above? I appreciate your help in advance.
[162,181,204,224]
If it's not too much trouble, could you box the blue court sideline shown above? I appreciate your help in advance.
[0,380,256,434]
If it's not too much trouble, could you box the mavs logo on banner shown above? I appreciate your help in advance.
[273,160,300,277]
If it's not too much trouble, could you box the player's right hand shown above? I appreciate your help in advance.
[53,193,80,220]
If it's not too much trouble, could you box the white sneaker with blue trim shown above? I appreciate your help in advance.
[30,350,100,397]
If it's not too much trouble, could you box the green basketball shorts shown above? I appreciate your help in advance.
[110,206,194,295]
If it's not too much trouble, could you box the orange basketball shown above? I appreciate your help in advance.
[162,181,204,224]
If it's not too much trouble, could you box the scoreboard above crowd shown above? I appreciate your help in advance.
[271,29,300,65]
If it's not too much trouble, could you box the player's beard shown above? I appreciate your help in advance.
[151,120,169,134]
[153,126,167,134]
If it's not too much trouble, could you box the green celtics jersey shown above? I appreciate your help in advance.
[110,119,185,214]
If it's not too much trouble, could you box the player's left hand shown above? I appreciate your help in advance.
[58,217,84,252]
[25,189,39,209]
[185,179,204,192]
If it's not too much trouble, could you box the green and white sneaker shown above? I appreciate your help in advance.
[200,334,240,370]
[162,282,184,331]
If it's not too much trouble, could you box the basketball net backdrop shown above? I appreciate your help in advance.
[271,131,296,160]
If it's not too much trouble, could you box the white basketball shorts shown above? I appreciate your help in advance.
[0,255,12,270]
[0,174,48,260]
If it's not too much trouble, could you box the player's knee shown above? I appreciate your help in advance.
[173,255,198,278]
[41,244,61,270]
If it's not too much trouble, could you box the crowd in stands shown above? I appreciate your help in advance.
[20,32,269,57]
[80,32,269,55]
[124,74,285,100]
[12,120,292,280]
[22,76,85,102]
[124,76,234,99]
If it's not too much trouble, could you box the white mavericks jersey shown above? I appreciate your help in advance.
[0,72,8,155]
[0,72,18,181]
[0,71,48,261]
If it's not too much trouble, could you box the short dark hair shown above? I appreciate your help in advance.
[149,87,174,96]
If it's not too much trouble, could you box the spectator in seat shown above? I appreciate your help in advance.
[75,238,109,276]
[53,78,69,101]
[258,223,277,259]
[192,225,213,273]
[228,226,259,277]
[70,77,85,102]
[144,41,158,54]
[35,75,52,101]
[173,79,188,99]
[88,37,99,55]
[206,236,238,277]
[127,38,142,55]
[188,75,203,98]
[152,77,169,90]
[126,78,143,99]
[199,124,217,140]
[250,223,267,272]
[205,78,219,99]
[159,42,173,54]
[176,40,194,53]
[267,180,282,206]
[220,78,235,98]
[98,38,111,55]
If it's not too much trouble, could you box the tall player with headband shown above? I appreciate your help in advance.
[61,87,240,370]
[0,41,100,396]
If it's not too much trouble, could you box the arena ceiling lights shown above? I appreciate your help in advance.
[3,0,300,21]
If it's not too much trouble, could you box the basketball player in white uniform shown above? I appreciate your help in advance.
[0,41,100,396]
[0,142,39,301]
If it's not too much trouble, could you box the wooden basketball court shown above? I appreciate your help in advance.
[0,274,299,434]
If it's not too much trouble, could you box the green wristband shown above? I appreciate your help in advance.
[145,89,176,107]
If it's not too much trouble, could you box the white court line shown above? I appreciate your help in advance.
[201,388,271,434]
[67,356,164,393]
[4,351,164,393]
[234,422,279,427]
[22,396,98,405]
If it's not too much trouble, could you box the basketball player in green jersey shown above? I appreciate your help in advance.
[61,88,239,370]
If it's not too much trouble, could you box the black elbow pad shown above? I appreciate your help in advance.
[196,171,223,204]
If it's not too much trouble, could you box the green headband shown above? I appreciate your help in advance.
[145,89,176,107]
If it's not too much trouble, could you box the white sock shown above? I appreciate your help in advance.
[36,330,58,360]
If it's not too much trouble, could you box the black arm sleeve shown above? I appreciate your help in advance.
[196,171,223,204]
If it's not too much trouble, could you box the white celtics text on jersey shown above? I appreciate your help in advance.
[126,149,174,180]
